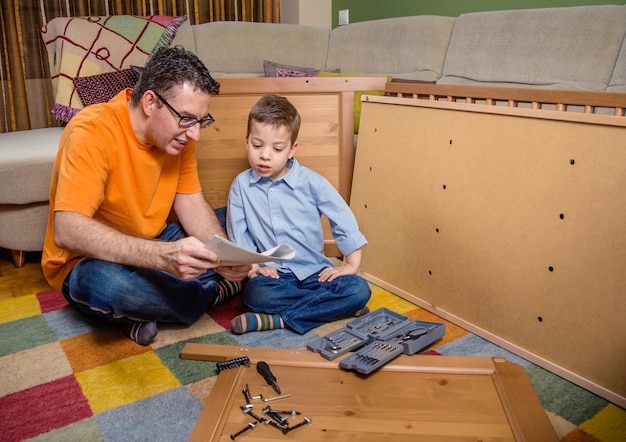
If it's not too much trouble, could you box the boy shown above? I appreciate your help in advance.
[227,94,371,335]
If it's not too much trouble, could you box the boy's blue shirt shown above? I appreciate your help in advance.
[227,158,367,280]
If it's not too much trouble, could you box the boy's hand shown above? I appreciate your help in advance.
[318,263,358,283]
[249,264,280,279]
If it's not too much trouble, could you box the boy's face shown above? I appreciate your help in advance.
[246,120,297,180]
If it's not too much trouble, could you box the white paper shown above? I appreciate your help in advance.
[205,235,295,266]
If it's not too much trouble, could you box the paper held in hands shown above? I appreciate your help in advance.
[205,235,295,266]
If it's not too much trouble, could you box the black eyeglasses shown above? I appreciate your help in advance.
[152,90,215,129]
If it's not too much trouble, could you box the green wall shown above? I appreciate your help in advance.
[331,0,625,28]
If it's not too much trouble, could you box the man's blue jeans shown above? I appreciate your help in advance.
[242,271,371,334]
[62,220,225,325]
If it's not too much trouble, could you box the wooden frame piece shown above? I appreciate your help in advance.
[181,343,557,441]
[351,93,626,406]
[195,77,388,256]
[385,83,626,117]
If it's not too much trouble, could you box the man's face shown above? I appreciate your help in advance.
[149,82,212,155]
[246,121,297,180]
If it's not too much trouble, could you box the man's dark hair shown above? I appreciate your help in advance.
[130,45,220,106]
[247,94,301,144]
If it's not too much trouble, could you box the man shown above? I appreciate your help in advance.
[42,46,249,345]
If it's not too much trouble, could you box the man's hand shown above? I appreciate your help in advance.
[215,264,251,282]
[170,236,222,280]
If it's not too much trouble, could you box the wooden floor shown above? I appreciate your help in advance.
[0,249,52,299]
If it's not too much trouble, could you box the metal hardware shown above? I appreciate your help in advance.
[216,356,250,372]
[284,416,311,434]
[230,422,255,440]
[240,406,264,422]
[264,418,288,434]
[260,393,292,402]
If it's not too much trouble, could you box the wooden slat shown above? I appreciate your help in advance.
[385,83,626,114]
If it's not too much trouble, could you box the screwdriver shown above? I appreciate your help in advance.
[257,361,281,394]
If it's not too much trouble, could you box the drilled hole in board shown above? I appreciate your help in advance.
[559,213,565,220]
[538,316,543,322]
[428,270,432,276]
[435,228,439,233]
[442,184,447,190]
[548,266,554,272]
[570,159,575,165]
[449,139,453,145]
[364,204,368,209]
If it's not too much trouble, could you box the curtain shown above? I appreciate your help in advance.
[0,0,280,134]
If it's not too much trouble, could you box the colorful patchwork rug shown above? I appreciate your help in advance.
[1,285,623,441]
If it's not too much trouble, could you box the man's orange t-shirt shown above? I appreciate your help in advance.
[42,89,202,290]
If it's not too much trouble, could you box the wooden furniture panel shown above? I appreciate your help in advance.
[195,77,387,256]
[350,93,626,407]
[181,343,557,441]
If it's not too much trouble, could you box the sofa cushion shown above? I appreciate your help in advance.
[191,21,330,78]
[326,16,455,82]
[607,24,626,93]
[0,127,63,205]
[440,5,626,91]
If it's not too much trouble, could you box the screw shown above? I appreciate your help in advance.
[264,418,288,434]
[263,406,289,425]
[240,406,264,422]
[230,421,255,440]
[265,406,301,416]
[241,387,252,408]
[284,416,311,434]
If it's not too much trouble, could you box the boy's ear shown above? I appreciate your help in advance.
[289,141,298,158]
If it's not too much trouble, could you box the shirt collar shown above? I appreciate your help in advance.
[248,157,300,188]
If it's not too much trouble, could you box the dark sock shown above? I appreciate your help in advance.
[213,279,242,305]
[126,321,158,346]
[231,312,285,335]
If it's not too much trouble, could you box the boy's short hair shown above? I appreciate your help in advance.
[247,94,301,144]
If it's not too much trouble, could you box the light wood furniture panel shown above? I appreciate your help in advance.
[181,343,557,441]
[350,90,626,407]
[195,77,388,257]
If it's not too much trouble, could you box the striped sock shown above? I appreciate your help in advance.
[230,312,285,335]
[213,279,242,305]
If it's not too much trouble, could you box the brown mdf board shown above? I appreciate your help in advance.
[194,77,387,256]
[350,95,626,407]
[181,343,557,441]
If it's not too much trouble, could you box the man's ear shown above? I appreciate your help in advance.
[143,91,158,116]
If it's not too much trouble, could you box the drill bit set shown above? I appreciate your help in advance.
[307,307,445,374]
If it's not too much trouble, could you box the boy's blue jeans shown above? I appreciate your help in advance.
[242,271,371,334]
[62,220,224,325]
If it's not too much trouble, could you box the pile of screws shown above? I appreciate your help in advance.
[230,385,311,439]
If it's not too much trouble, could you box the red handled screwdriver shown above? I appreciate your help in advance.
[257,361,281,394]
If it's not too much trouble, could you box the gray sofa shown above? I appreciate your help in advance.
[2,4,625,266]
[172,4,626,91]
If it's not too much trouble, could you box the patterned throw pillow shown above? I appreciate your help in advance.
[73,68,140,107]
[263,60,339,78]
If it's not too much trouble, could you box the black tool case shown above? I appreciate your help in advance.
[306,307,445,374]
